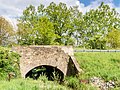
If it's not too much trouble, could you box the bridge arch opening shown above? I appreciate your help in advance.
[25,65,64,81]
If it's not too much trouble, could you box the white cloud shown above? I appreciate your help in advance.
[0,0,80,18]
[116,8,120,14]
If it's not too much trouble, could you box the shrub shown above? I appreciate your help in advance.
[0,46,20,79]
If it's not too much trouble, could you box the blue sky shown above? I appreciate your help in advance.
[113,0,120,6]
[80,0,120,6]
[80,0,94,6]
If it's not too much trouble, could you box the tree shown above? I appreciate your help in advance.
[88,35,107,49]
[17,5,37,45]
[33,16,57,45]
[80,2,120,49]
[106,29,120,48]
[0,16,14,46]
[17,2,80,45]
[45,2,73,45]
[69,6,83,46]
[17,5,58,45]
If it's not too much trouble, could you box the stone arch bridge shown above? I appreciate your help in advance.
[12,46,81,79]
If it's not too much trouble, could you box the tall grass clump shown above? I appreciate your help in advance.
[65,76,80,89]
[64,76,98,90]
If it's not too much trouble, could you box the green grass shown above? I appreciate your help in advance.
[0,78,71,90]
[0,77,98,90]
[75,52,120,89]
[75,52,120,81]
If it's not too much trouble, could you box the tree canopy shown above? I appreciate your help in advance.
[78,2,120,49]
[16,2,120,49]
[17,2,82,45]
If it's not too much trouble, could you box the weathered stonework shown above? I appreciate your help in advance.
[12,45,81,78]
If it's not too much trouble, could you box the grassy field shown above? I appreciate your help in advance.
[0,76,98,90]
[75,52,120,81]
[0,52,120,90]
[75,52,120,89]
[0,77,71,90]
